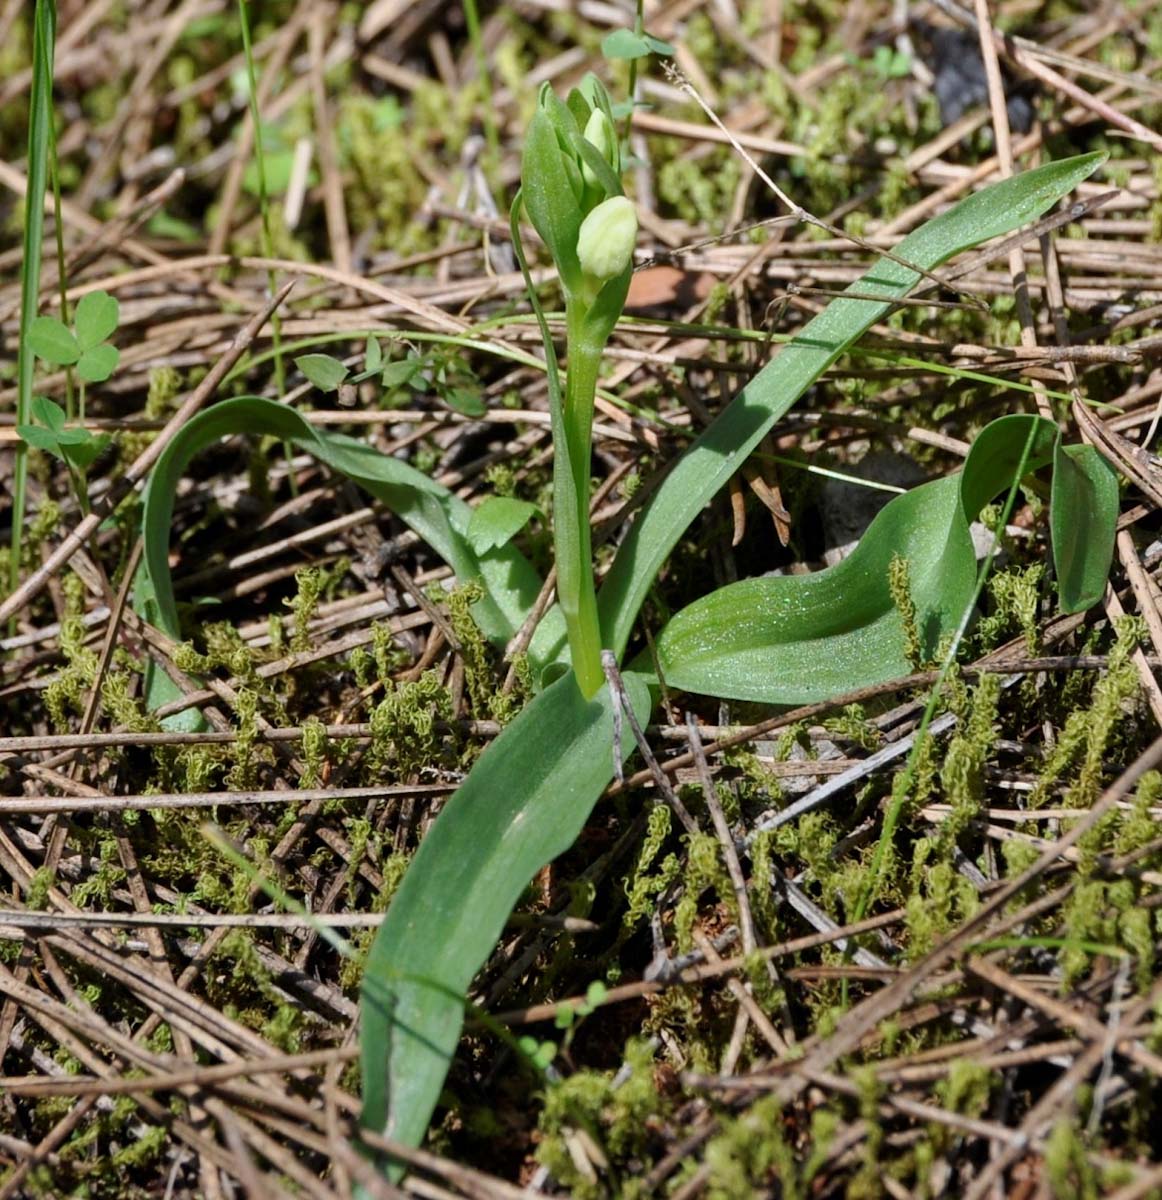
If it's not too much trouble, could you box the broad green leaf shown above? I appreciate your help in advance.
[135,397,544,728]
[351,153,1113,1183]
[467,496,539,553]
[593,152,1107,668]
[1050,438,1118,611]
[295,353,349,392]
[655,415,1117,703]
[360,668,652,1173]
[601,29,651,59]
[26,315,79,365]
[30,395,65,432]
[74,290,119,350]
[365,335,382,372]
[76,343,119,383]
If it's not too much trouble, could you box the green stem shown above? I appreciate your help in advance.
[555,304,604,698]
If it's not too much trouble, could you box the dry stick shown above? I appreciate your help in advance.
[974,8,1162,152]
[662,63,987,309]
[973,0,1053,424]
[308,3,352,274]
[0,280,295,626]
[600,652,698,835]
[961,977,1162,1200]
[686,715,759,958]
[76,537,144,736]
[965,956,1162,1079]
[687,713,797,1048]
[3,1044,361,1098]
[769,732,1162,1106]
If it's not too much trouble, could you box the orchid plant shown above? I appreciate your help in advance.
[130,70,1116,1183]
[513,77,639,696]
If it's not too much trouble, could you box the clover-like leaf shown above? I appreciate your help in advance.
[27,315,79,365]
[296,353,349,392]
[442,386,487,418]
[61,433,112,472]
[601,29,650,59]
[365,335,382,372]
[74,290,119,350]
[31,395,66,432]
[15,423,61,453]
[468,496,540,553]
[380,356,424,390]
[76,343,120,383]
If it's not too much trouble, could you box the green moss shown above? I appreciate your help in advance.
[535,1039,668,1198]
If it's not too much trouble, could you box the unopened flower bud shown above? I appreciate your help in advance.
[576,195,637,282]
[581,109,617,189]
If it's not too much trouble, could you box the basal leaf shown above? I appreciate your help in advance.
[136,398,544,728]
[74,290,119,350]
[360,668,652,1174]
[27,315,79,365]
[655,415,1116,704]
[1050,439,1118,612]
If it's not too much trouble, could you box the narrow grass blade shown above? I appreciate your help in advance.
[595,152,1107,663]
[359,667,652,1174]
[655,415,1118,703]
[135,397,544,724]
[9,0,56,604]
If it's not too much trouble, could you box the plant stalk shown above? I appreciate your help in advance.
[555,304,604,698]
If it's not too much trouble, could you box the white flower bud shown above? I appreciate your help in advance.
[576,196,637,282]
[581,109,617,189]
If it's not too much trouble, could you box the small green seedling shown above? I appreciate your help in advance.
[296,337,486,416]
[17,395,110,513]
[26,289,120,384]
[555,979,608,1035]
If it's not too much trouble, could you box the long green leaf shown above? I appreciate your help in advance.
[655,415,1118,704]
[135,397,544,725]
[594,152,1107,664]
[9,0,56,606]
[359,667,652,1173]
